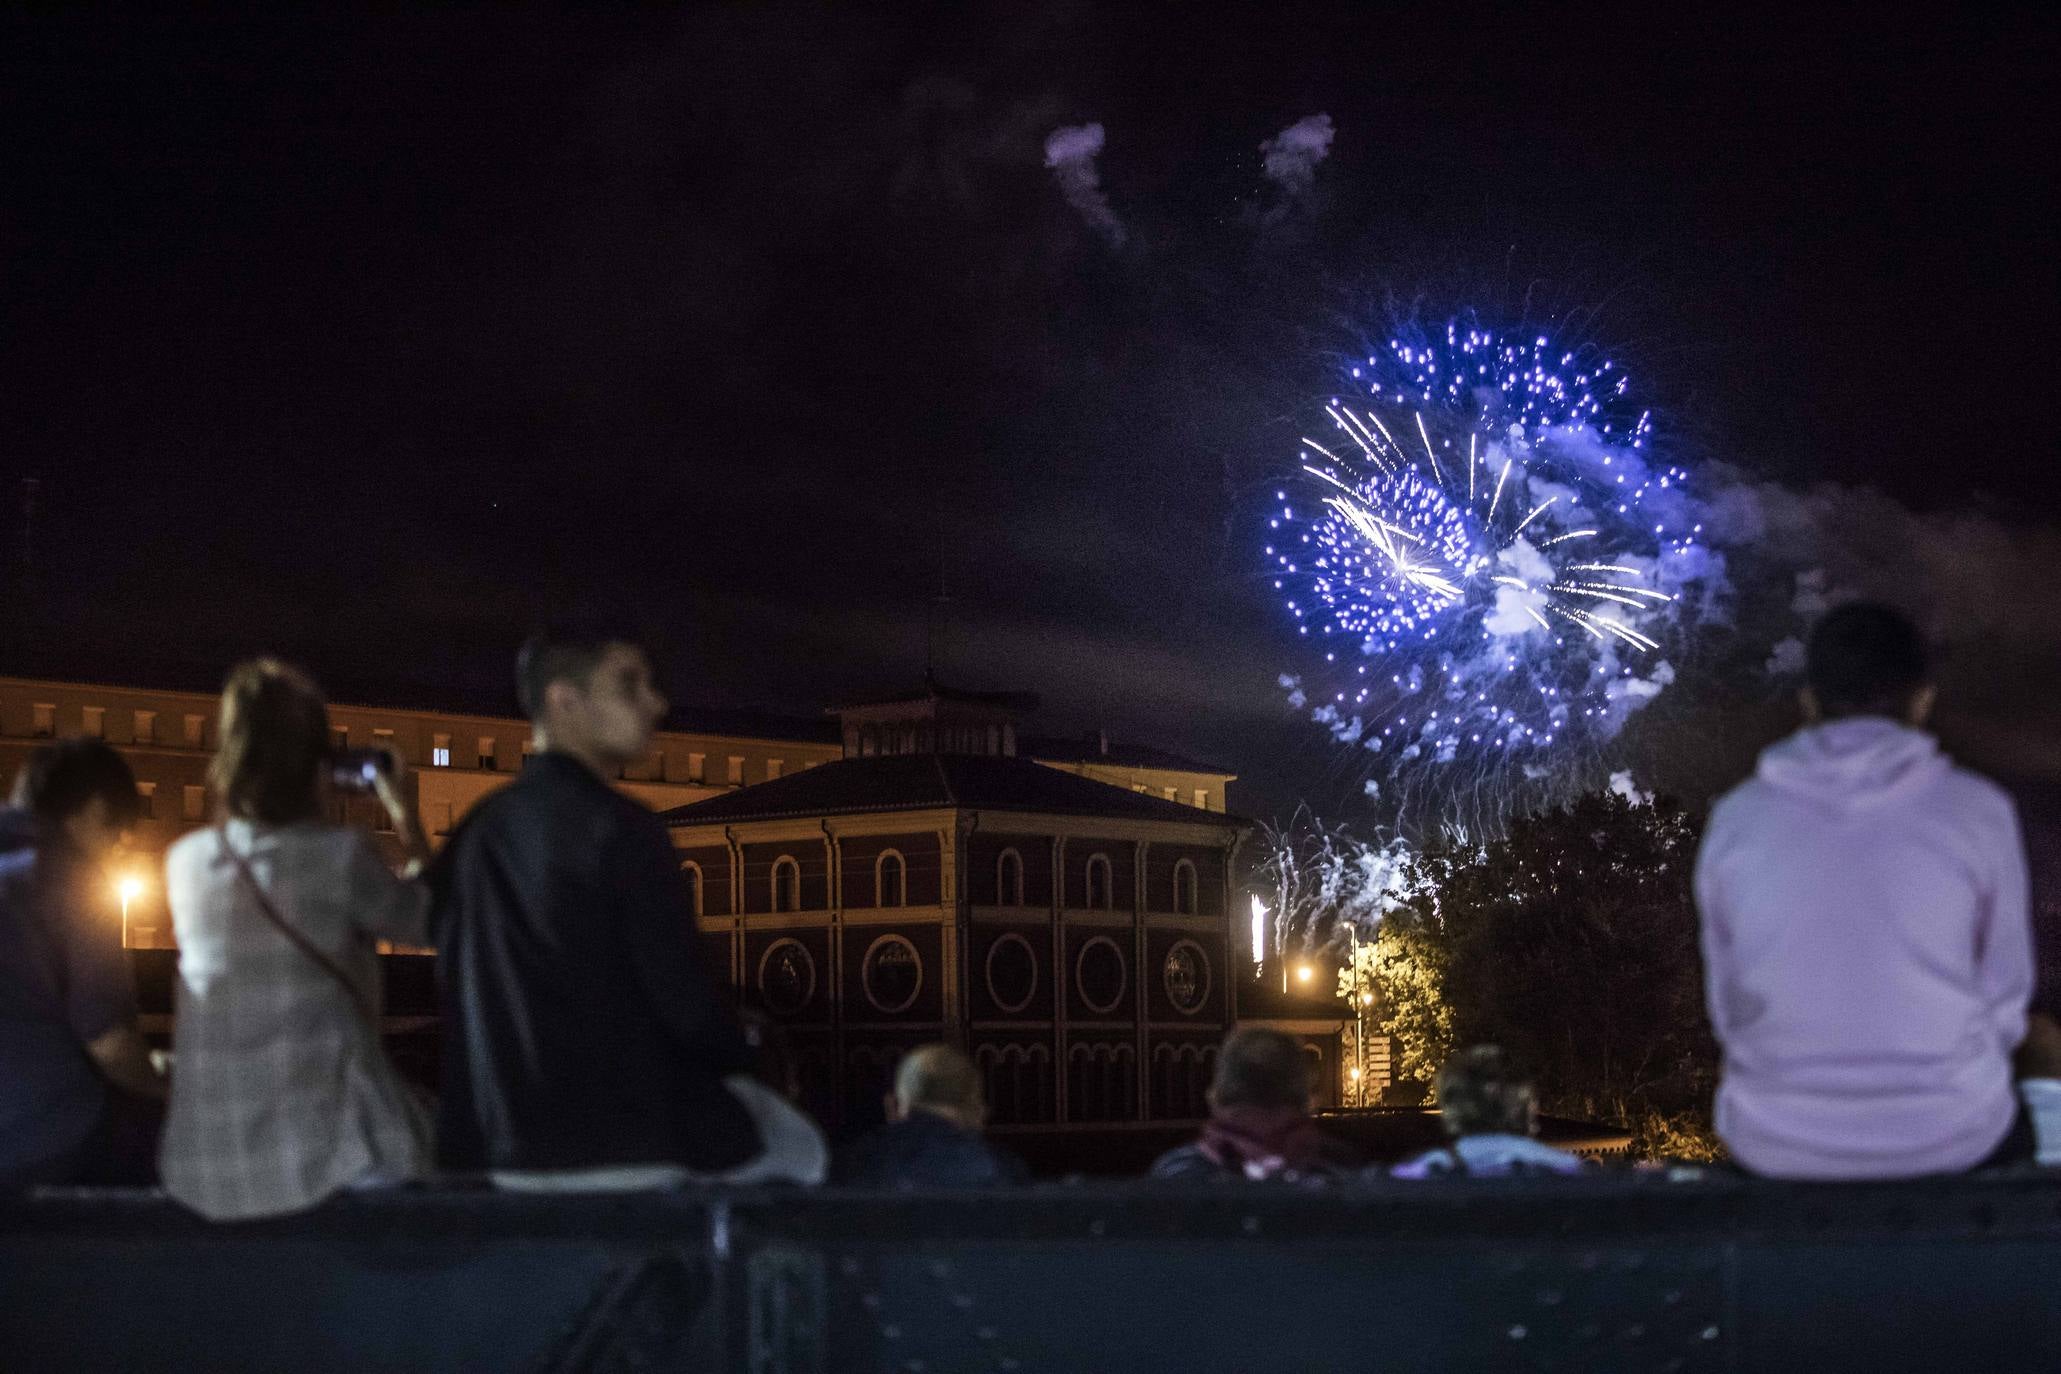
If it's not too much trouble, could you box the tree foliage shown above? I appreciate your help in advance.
[1372,792,1721,1158]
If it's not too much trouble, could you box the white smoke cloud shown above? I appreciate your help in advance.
[1260,114,1335,212]
[1698,471,2061,652]
[1609,770,1653,805]
[1484,537,1554,636]
[1042,123,1124,246]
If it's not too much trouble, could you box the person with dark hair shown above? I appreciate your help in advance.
[1149,1026,1362,1181]
[1390,1047,1587,1178]
[158,659,434,1220]
[1695,601,2034,1178]
[832,1044,1028,1188]
[0,740,161,1188]
[433,620,826,1190]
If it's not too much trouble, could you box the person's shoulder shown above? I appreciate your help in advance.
[1938,763,2019,825]
[1148,1142,1221,1180]
[165,826,221,872]
[1389,1147,1455,1179]
[462,772,543,827]
[1704,775,1773,830]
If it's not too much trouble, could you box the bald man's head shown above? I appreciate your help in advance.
[892,1044,986,1129]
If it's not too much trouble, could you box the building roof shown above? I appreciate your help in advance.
[1023,734,1237,778]
[829,677,1041,715]
[659,752,1251,829]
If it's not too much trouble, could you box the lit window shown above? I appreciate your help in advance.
[688,752,706,783]
[1192,789,1208,810]
[133,710,157,744]
[477,737,496,770]
[82,706,105,738]
[183,786,205,821]
[1163,787,1177,801]
[432,733,451,767]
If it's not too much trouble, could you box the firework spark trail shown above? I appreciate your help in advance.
[1268,315,1708,839]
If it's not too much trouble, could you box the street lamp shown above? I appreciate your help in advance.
[116,873,145,948]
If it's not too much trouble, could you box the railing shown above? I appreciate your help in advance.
[6,1175,2061,1372]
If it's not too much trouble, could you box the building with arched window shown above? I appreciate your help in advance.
[663,683,1250,1136]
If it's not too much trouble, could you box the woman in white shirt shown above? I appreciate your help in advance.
[160,659,432,1221]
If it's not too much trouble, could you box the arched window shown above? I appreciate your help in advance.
[1172,859,1198,916]
[680,860,704,917]
[997,848,1024,906]
[875,849,907,907]
[771,855,801,913]
[1085,853,1113,910]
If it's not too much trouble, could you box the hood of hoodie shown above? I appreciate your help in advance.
[1755,717,1950,812]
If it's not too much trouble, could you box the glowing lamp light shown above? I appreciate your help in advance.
[1249,896,1268,969]
[115,872,147,948]
[1297,965,1313,984]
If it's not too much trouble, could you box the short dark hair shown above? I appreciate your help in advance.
[209,659,330,825]
[1806,602,1930,718]
[515,617,649,721]
[11,739,143,831]
[1436,1045,1534,1138]
[1209,1026,1315,1111]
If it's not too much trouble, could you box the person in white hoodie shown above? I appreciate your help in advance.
[1695,602,2034,1179]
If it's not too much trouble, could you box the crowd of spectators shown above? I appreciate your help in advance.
[1,602,2055,1207]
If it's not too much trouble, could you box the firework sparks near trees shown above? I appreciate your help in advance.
[1271,316,1713,838]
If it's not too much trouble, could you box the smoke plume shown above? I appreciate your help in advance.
[1260,114,1335,215]
[1042,123,1124,247]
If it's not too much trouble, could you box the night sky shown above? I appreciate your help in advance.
[3,6,2057,822]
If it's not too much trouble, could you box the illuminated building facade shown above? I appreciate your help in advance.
[665,684,1250,1130]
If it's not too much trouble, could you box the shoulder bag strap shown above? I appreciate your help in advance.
[216,824,375,1026]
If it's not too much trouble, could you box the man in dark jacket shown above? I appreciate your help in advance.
[1150,1027,1361,1182]
[432,621,824,1189]
[0,740,162,1188]
[832,1044,1027,1188]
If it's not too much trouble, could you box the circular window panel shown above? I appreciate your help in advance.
[984,933,1039,1015]
[757,938,817,1016]
[861,934,924,1015]
[1074,936,1128,1016]
[1162,939,1211,1016]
